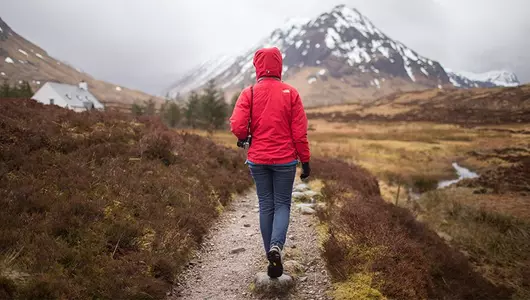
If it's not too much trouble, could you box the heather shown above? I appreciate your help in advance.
[312,158,511,299]
[0,98,252,299]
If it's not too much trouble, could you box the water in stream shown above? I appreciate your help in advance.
[438,163,479,189]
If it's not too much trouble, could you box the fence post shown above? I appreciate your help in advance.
[395,184,401,206]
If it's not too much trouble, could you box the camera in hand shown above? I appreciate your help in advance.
[237,135,252,149]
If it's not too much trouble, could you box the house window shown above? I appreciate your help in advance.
[49,99,54,105]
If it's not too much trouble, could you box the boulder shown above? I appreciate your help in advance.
[254,272,294,294]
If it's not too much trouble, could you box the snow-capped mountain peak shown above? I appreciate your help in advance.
[326,4,380,38]
[445,69,520,88]
[165,5,521,106]
[456,70,519,87]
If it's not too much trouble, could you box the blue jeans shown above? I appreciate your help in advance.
[249,164,296,254]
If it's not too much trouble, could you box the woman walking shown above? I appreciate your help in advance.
[229,47,311,278]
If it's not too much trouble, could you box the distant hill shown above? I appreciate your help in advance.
[307,84,530,124]
[165,4,520,107]
[0,17,163,110]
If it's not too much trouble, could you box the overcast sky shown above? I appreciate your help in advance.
[1,0,529,94]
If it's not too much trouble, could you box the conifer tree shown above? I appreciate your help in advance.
[185,92,201,129]
[163,102,181,128]
[199,80,228,132]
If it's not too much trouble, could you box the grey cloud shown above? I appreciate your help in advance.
[0,0,528,94]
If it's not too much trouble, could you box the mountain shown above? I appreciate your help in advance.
[446,69,520,88]
[165,5,520,107]
[0,17,163,110]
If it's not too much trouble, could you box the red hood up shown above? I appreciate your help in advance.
[253,47,283,81]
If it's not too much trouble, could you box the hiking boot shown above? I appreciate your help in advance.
[267,245,283,278]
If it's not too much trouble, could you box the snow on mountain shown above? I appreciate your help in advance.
[450,70,520,88]
[444,68,520,88]
[165,4,520,105]
[168,54,238,95]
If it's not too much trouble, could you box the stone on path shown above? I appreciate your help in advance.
[300,206,316,215]
[229,247,246,254]
[292,191,305,200]
[296,203,316,209]
[254,272,294,294]
[293,183,309,192]
[303,190,319,198]
[293,183,310,192]
[437,231,453,242]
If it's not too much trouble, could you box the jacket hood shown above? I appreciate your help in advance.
[253,47,283,80]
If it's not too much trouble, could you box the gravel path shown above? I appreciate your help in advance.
[169,184,332,300]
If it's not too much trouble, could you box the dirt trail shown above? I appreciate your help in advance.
[170,187,332,300]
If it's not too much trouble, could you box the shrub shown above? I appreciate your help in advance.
[0,98,253,299]
[311,157,511,300]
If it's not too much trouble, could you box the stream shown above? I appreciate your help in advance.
[438,162,479,189]
[407,163,479,202]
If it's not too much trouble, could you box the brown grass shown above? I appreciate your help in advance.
[0,98,253,299]
[416,189,530,299]
[306,120,509,190]
[311,158,511,299]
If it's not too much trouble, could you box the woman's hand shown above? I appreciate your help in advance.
[300,162,311,181]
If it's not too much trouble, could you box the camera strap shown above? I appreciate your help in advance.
[247,85,253,137]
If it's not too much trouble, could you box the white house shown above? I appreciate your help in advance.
[32,81,105,112]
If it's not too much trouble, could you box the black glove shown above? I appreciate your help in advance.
[300,162,311,181]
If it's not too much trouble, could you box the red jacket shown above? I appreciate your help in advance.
[230,47,310,165]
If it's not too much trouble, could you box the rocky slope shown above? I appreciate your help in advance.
[166,5,520,107]
[0,17,163,110]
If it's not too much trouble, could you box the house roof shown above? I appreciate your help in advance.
[45,82,104,109]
